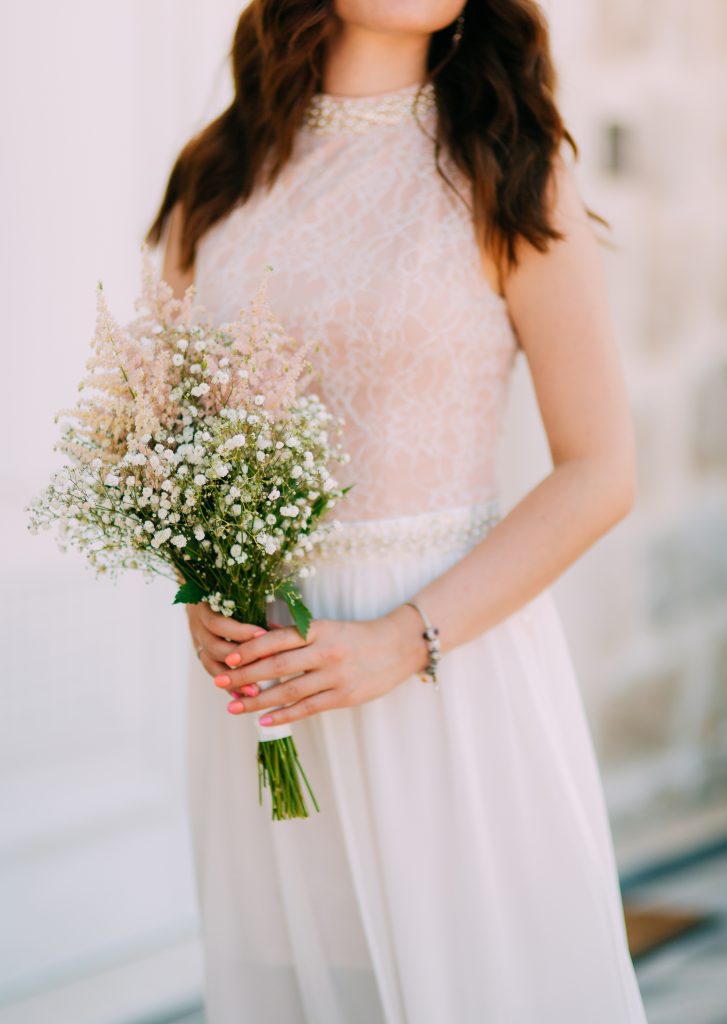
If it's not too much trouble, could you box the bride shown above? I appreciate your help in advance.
[146,1,649,1021]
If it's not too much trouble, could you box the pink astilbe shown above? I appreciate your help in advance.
[54,283,142,468]
[53,244,316,479]
[222,266,316,415]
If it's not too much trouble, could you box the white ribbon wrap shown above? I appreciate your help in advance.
[254,675,294,742]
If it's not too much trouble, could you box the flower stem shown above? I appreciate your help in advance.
[256,736,320,820]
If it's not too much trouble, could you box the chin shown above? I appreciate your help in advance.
[334,0,463,35]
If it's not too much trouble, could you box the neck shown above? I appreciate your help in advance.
[323,19,430,97]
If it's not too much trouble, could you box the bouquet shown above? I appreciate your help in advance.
[26,246,351,820]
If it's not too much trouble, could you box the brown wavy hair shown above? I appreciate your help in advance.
[146,0,606,280]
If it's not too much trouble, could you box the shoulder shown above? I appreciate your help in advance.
[502,150,602,313]
[543,150,591,238]
[477,152,589,301]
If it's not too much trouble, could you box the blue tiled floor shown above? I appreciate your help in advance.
[627,843,727,1024]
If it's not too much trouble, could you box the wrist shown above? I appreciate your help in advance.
[382,602,431,680]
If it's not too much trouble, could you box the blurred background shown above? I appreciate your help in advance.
[1,1,725,1021]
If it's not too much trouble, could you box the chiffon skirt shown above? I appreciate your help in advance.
[185,499,648,1023]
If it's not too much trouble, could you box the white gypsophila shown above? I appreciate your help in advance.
[26,280,351,617]
[151,527,172,549]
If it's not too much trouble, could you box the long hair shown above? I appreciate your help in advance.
[146,0,606,277]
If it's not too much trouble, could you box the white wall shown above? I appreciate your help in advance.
[0,1,245,1016]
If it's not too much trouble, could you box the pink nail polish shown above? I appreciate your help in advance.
[259,715,274,726]
[226,653,242,667]
[241,685,258,696]
[227,701,244,714]
[214,674,231,687]
[252,629,266,638]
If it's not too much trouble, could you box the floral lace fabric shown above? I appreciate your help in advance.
[193,81,519,522]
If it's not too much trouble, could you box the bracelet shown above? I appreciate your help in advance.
[403,600,441,690]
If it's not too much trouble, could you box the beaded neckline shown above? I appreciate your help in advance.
[301,80,437,136]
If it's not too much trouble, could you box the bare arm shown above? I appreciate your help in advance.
[390,152,637,651]
[161,200,195,298]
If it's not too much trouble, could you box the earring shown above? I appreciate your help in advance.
[452,12,465,46]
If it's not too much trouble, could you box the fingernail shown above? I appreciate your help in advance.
[259,715,274,726]
[241,685,258,696]
[227,701,244,714]
[214,674,231,687]
[252,629,266,638]
[225,652,242,667]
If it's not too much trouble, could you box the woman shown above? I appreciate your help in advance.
[147,2,648,1022]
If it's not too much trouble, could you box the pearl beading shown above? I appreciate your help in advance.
[310,499,502,563]
[301,81,437,136]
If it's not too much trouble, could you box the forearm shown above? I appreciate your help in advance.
[385,458,634,660]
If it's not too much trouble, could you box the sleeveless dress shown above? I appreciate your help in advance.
[185,80,648,1023]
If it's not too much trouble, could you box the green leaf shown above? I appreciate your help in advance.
[173,579,206,605]
[276,580,313,640]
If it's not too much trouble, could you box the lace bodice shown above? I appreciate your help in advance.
[194,79,519,522]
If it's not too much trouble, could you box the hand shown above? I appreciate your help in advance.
[186,602,267,684]
[212,605,429,728]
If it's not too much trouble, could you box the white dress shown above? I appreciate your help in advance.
[185,80,648,1023]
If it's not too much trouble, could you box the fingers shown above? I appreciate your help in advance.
[188,604,269,678]
[222,623,310,673]
[198,649,229,679]
[187,618,239,666]
[199,630,240,662]
[199,602,268,644]
[213,643,321,694]
[227,672,337,723]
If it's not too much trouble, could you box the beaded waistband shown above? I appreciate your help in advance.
[309,498,502,563]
